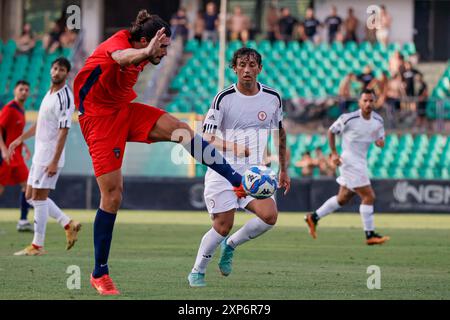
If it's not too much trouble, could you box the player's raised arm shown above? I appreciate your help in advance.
[111,28,169,67]
[110,10,171,68]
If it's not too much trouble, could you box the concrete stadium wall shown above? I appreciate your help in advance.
[1,176,449,213]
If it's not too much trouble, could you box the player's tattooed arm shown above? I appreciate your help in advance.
[203,133,250,157]
[8,124,36,156]
[278,127,291,195]
[46,128,69,177]
[328,130,341,166]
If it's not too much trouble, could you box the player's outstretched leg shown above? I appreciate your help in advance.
[17,188,33,232]
[188,210,234,287]
[304,186,353,239]
[149,113,245,193]
[354,186,390,245]
[218,198,276,277]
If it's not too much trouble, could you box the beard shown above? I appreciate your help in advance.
[51,77,64,85]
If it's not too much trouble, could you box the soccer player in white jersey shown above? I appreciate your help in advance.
[304,89,390,245]
[188,48,291,287]
[11,58,82,256]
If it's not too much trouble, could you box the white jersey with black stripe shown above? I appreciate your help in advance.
[33,84,75,167]
[203,82,283,182]
[329,109,385,169]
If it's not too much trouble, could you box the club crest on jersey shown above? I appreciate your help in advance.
[113,148,121,159]
[209,199,215,209]
[258,111,267,121]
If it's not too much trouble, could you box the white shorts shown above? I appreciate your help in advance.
[336,164,371,191]
[204,180,275,215]
[27,164,62,190]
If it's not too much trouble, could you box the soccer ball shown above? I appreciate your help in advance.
[242,166,278,199]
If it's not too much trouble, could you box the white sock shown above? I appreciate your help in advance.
[191,227,225,274]
[360,204,375,231]
[227,217,273,248]
[32,200,49,247]
[47,198,71,228]
[316,195,341,219]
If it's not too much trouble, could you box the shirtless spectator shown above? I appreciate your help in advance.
[16,23,36,54]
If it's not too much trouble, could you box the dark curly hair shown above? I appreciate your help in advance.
[130,9,171,42]
[229,47,262,68]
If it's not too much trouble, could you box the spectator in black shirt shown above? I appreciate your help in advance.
[170,7,189,43]
[357,66,377,90]
[303,7,321,42]
[324,6,342,43]
[204,2,219,42]
[278,7,298,42]
[402,61,421,97]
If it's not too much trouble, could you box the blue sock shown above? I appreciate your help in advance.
[93,208,117,278]
[186,134,242,187]
[20,192,30,220]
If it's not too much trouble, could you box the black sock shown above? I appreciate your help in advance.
[365,231,375,239]
[19,191,30,220]
[311,212,320,223]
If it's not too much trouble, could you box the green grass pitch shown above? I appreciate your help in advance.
[0,209,449,300]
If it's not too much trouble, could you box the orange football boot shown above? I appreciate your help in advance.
[304,213,318,239]
[90,274,120,295]
[233,183,248,199]
[366,233,390,245]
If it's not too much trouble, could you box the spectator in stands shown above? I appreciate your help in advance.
[344,7,359,43]
[314,148,332,176]
[266,4,280,42]
[228,5,250,42]
[302,7,321,43]
[357,65,377,90]
[389,51,405,77]
[278,7,298,42]
[385,72,406,121]
[171,7,189,43]
[338,73,356,113]
[203,2,219,42]
[193,10,206,42]
[375,71,389,109]
[294,23,309,44]
[16,23,36,55]
[415,73,429,131]
[324,6,342,43]
[376,5,392,46]
[59,26,78,49]
[42,20,63,54]
[402,61,422,97]
[295,151,315,177]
